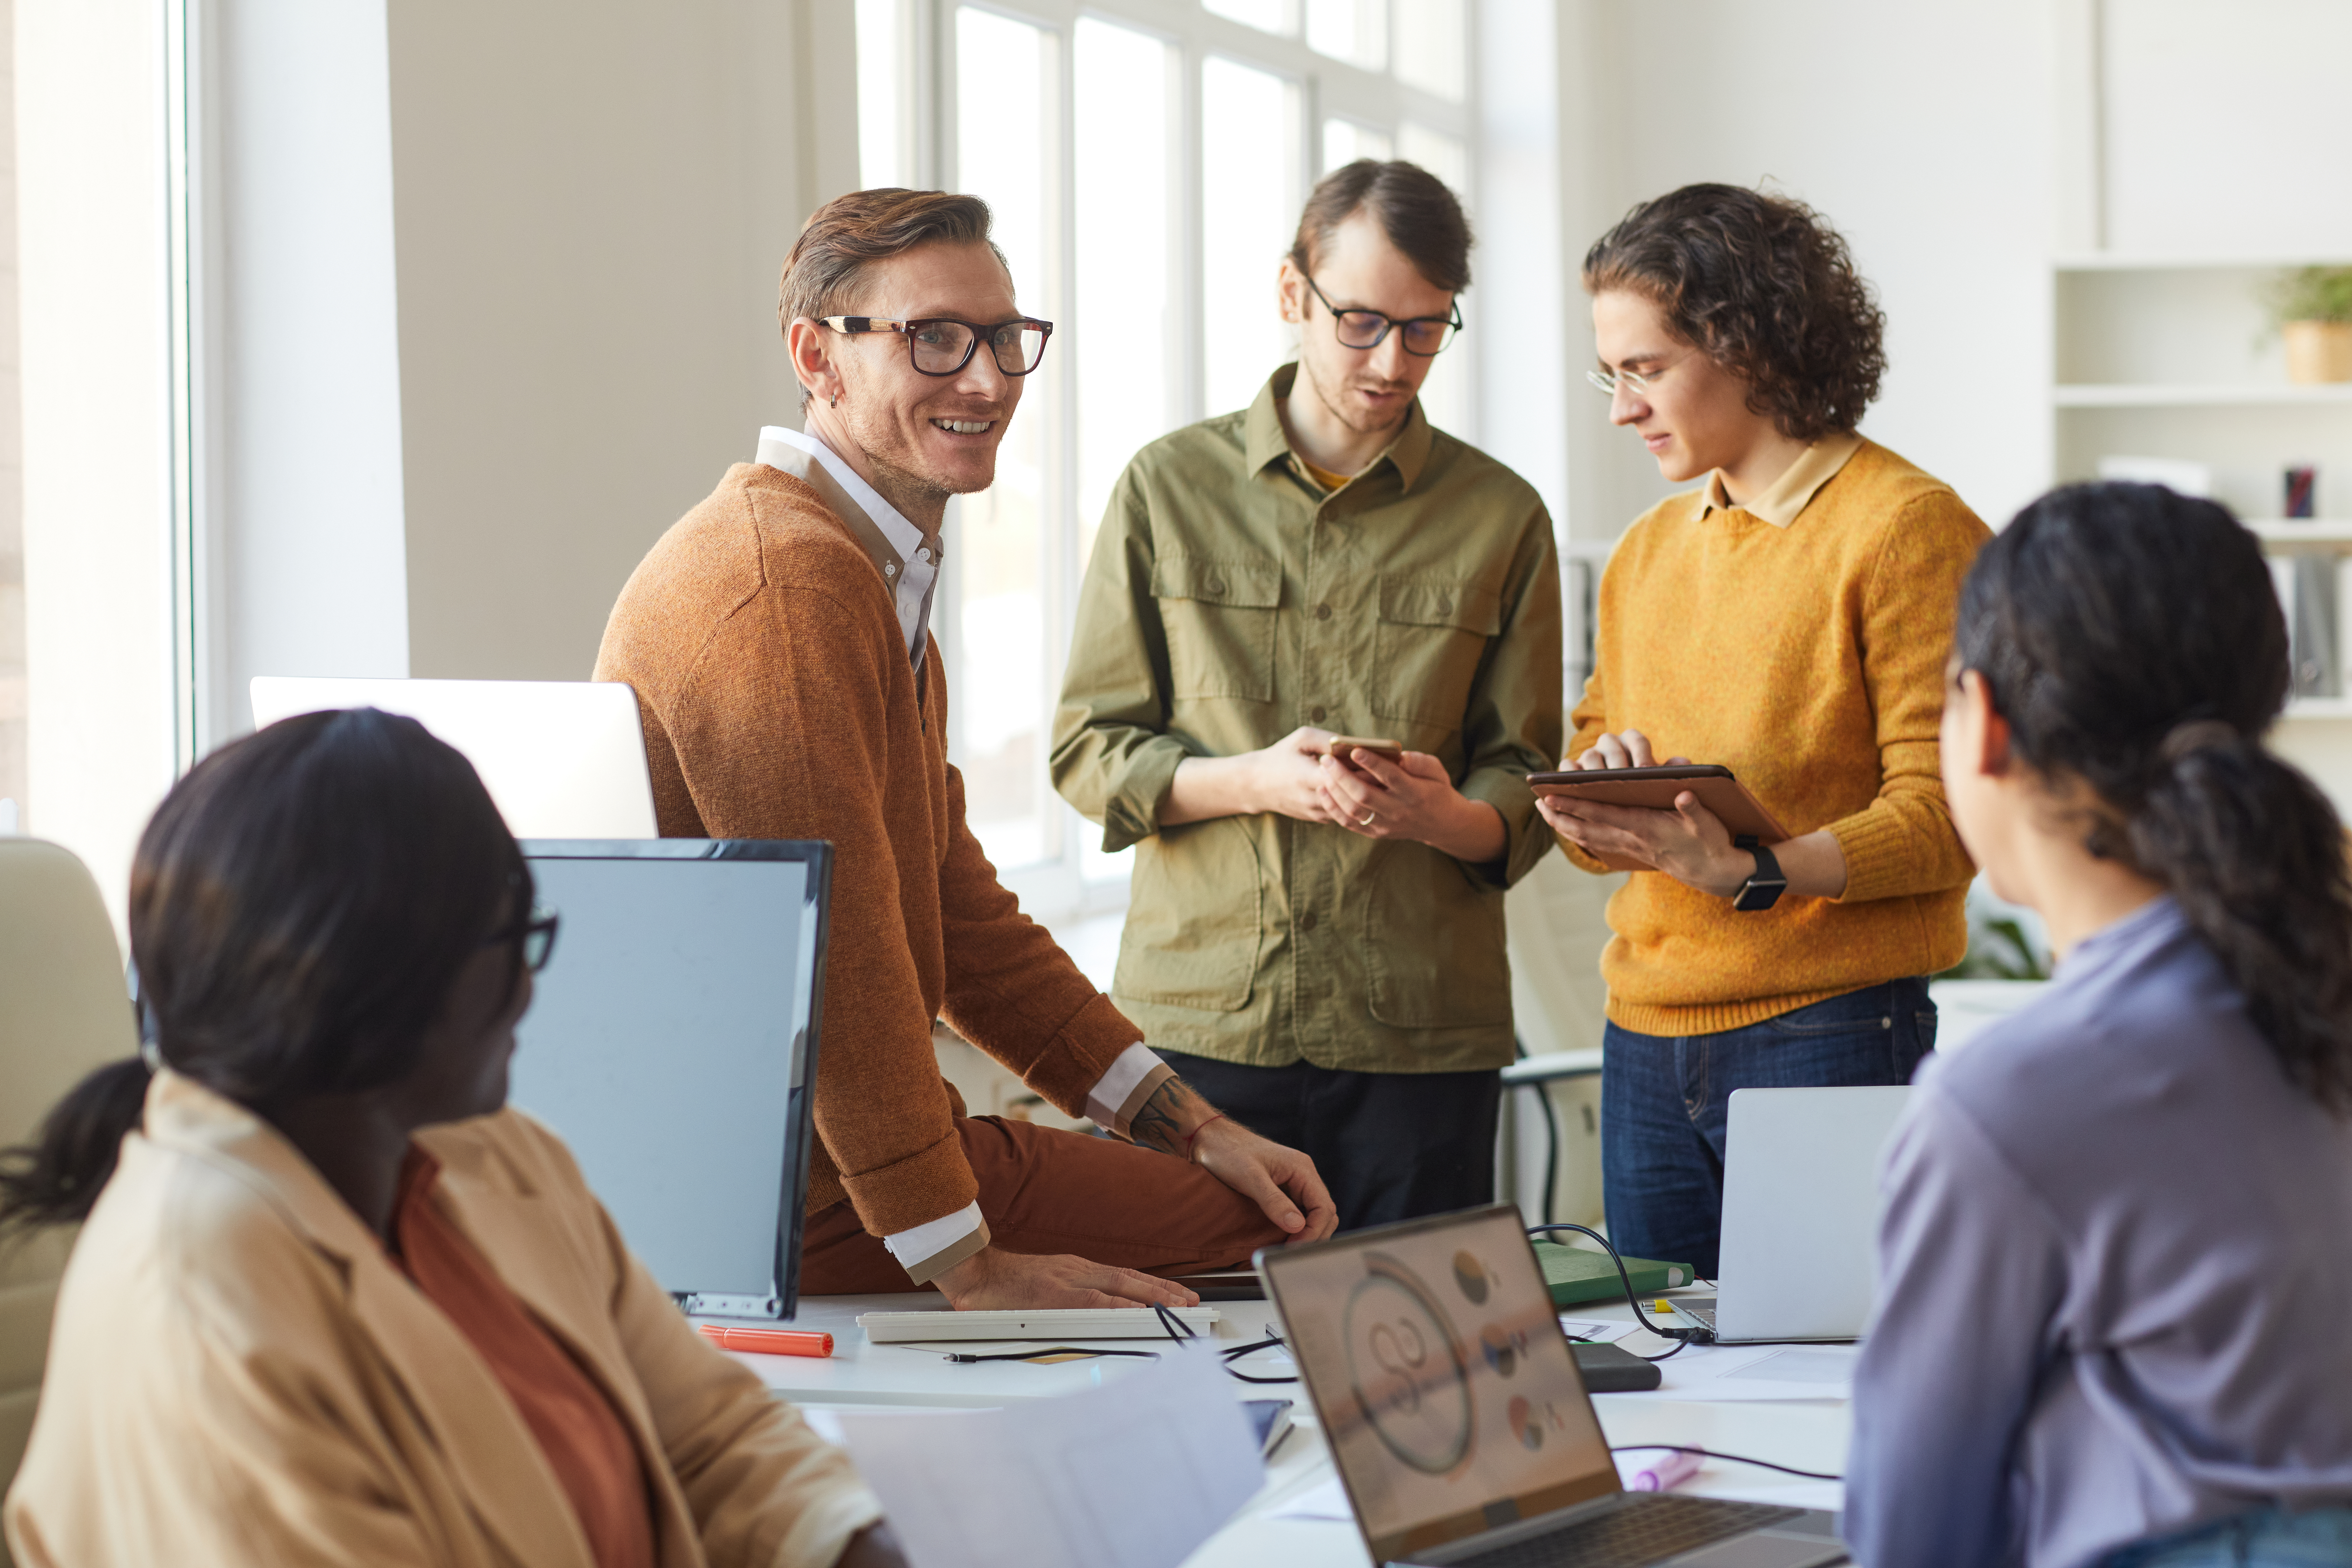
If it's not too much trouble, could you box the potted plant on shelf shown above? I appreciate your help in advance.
[2264,266,2352,384]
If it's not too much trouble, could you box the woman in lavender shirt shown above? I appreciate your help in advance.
[1845,483,2352,1568]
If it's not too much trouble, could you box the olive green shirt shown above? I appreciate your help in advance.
[1050,366,1563,1073]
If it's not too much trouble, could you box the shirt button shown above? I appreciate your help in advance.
[1299,912,1318,932]
[1310,705,1327,722]
[1206,575,1228,595]
[885,564,898,577]
[1315,603,1331,621]
[1434,594,1452,615]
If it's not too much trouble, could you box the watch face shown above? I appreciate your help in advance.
[1344,1252,1474,1475]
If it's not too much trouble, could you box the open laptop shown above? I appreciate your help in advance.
[1259,1205,1845,1568]
[509,839,830,1319]
[1668,1087,1911,1345]
[250,676,658,839]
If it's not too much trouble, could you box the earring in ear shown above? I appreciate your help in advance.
[831,394,839,408]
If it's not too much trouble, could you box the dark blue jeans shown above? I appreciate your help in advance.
[2104,1507,2352,1567]
[1601,978,1937,1279]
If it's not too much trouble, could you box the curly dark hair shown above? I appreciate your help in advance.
[1956,482,2352,1112]
[1582,184,1886,442]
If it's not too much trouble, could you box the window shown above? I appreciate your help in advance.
[860,0,1475,922]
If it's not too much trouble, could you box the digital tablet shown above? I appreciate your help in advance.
[1527,764,1791,871]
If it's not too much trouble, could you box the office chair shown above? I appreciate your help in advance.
[0,840,139,1552]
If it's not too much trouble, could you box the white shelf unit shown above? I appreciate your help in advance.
[2053,257,2352,805]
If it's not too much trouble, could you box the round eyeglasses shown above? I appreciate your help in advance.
[821,315,1055,377]
[1586,366,1654,397]
[1303,275,1461,356]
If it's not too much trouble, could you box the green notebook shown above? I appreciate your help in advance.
[1530,1240,1696,1307]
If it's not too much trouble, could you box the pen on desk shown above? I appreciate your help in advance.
[699,1324,835,1359]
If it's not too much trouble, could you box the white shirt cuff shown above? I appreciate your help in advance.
[882,1202,985,1271]
[1085,1043,1166,1128]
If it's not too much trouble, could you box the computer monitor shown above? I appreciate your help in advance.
[511,839,830,1319]
[249,677,659,839]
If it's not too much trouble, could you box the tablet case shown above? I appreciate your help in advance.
[1527,764,1791,871]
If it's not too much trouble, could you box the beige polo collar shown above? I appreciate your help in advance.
[1694,432,1864,527]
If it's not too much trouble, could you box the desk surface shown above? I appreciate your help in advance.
[708,1291,1851,1567]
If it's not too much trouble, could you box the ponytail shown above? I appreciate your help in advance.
[0,1058,155,1234]
[1956,482,2352,1110]
[2129,727,2352,1107]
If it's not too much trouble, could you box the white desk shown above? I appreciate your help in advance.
[707,1290,1852,1567]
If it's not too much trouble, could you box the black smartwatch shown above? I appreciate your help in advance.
[1731,836,1788,912]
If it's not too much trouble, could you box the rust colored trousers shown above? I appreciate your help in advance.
[797,1115,1288,1294]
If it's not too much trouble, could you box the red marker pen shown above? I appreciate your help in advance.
[699,1324,835,1359]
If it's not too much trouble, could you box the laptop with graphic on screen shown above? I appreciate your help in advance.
[1257,1206,1846,1568]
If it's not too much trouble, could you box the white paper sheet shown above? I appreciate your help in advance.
[1642,1341,1858,1401]
[1557,1316,1640,1344]
[837,1345,1265,1568]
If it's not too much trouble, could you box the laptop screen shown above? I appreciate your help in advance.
[1262,1206,1618,1563]
[509,839,830,1318]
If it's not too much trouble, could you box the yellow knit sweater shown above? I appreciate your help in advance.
[1564,439,1989,1035]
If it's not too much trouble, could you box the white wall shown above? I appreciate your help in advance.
[1549,0,2057,541]
[16,0,176,931]
[2100,0,2352,257]
[387,0,858,683]
[207,0,410,743]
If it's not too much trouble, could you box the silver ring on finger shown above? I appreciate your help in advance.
[1359,811,1377,826]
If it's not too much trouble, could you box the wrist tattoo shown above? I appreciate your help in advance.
[1128,1077,1208,1156]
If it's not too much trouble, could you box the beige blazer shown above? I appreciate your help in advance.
[3,1071,882,1568]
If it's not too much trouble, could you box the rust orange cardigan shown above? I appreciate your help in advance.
[594,462,1141,1237]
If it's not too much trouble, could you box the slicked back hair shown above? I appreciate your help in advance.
[778,189,1009,406]
[1288,160,1473,295]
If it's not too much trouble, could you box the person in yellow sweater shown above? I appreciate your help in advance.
[1541,184,1989,1277]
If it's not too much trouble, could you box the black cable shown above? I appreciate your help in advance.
[943,1346,1159,1364]
[1607,1444,1843,1482]
[1526,1222,1714,1359]
[1220,1330,1298,1384]
[943,1303,1297,1381]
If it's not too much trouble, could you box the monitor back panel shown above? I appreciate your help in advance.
[250,676,658,839]
[1716,1086,1912,1343]
[510,841,828,1318]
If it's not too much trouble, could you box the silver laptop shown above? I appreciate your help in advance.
[1259,1206,1845,1568]
[1670,1087,1911,1345]
[250,676,659,839]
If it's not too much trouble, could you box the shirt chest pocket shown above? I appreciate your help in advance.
[1370,576,1502,727]
[1152,555,1282,702]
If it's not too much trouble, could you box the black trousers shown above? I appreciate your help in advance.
[1154,1050,1503,1234]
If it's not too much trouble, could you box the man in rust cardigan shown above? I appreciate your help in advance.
[596,190,1336,1309]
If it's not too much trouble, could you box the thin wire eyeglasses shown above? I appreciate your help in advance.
[482,903,561,973]
[819,315,1054,377]
[1302,275,1462,356]
[1586,366,1654,397]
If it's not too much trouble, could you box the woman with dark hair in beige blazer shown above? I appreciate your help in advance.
[0,709,904,1568]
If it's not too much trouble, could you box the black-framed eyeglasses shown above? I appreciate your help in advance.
[1302,275,1462,356]
[482,902,561,973]
[820,315,1055,377]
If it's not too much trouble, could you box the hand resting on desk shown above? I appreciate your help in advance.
[1540,728,1849,900]
[931,1075,1338,1310]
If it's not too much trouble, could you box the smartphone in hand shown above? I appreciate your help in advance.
[1324,735,1405,768]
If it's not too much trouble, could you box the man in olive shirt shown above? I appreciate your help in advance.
[1051,161,1562,1228]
